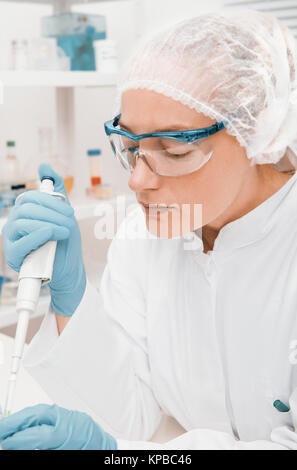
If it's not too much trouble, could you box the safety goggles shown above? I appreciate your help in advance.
[104,114,228,177]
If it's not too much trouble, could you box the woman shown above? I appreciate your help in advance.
[1,9,297,450]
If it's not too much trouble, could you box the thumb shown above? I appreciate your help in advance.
[38,163,68,200]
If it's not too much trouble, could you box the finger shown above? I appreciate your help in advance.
[1,425,56,450]
[15,190,74,218]
[11,226,70,266]
[38,163,68,199]
[10,203,75,231]
[4,219,70,243]
[0,405,57,440]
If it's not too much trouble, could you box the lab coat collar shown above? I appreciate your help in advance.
[193,171,297,254]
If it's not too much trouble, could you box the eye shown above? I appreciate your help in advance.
[164,137,206,158]
[166,152,191,159]
[164,145,193,159]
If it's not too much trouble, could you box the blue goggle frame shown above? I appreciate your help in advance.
[104,114,228,143]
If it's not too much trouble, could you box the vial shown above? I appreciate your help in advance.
[87,149,102,187]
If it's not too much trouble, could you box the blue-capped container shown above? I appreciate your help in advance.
[0,276,11,293]
[87,149,102,186]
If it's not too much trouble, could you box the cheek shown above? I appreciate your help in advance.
[164,140,246,227]
[199,142,248,224]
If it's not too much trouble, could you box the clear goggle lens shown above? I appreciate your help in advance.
[109,133,213,177]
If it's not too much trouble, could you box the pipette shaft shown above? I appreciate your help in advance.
[3,177,64,417]
[3,280,41,416]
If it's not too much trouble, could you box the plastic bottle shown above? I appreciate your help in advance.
[11,39,29,70]
[37,127,74,195]
[4,141,20,183]
[87,149,102,186]
[94,39,118,73]
[0,141,32,214]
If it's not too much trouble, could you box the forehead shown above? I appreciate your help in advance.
[121,89,216,133]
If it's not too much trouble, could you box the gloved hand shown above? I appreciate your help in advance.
[0,404,118,450]
[2,163,86,316]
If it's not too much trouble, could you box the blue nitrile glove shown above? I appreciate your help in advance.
[2,163,86,316]
[0,404,118,450]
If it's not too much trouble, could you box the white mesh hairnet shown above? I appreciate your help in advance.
[116,10,297,166]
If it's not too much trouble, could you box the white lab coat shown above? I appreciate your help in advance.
[24,170,297,450]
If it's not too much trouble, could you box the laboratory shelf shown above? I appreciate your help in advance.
[0,193,136,329]
[0,193,136,234]
[0,295,50,329]
[71,192,136,220]
[0,0,124,4]
[0,71,118,88]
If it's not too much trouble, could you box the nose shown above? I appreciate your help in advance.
[128,155,161,192]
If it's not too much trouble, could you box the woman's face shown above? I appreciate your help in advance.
[121,89,253,238]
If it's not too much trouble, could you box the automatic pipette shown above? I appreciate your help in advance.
[3,176,65,417]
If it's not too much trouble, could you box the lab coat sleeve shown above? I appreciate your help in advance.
[117,430,285,450]
[117,388,297,450]
[23,212,163,441]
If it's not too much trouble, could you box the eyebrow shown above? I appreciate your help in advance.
[118,120,193,133]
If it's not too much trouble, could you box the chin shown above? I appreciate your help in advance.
[144,210,199,239]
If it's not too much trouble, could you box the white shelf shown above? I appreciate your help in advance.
[0,193,136,328]
[0,295,50,329]
[71,192,136,220]
[0,71,118,87]
[0,0,124,4]
[0,192,136,234]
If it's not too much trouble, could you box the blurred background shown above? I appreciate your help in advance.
[0,0,296,339]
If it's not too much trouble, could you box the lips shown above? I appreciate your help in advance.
[139,201,174,209]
